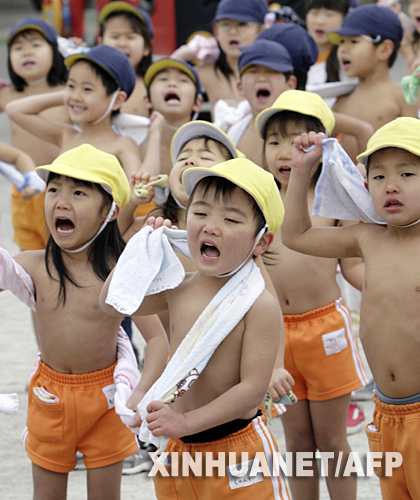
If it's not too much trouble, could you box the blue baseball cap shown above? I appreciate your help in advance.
[8,16,57,45]
[257,24,318,74]
[144,58,202,96]
[214,0,268,24]
[65,45,136,98]
[238,39,294,76]
[98,1,154,38]
[328,4,403,45]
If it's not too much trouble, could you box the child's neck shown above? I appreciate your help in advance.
[355,64,392,86]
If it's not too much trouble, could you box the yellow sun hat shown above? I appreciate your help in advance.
[36,144,130,207]
[182,157,284,232]
[357,117,420,165]
[255,89,335,138]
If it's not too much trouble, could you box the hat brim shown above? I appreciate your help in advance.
[357,143,420,165]
[328,29,363,45]
[240,61,293,76]
[99,2,147,27]
[65,53,120,89]
[8,25,50,44]
[171,121,238,165]
[144,59,198,90]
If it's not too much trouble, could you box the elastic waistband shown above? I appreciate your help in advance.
[373,394,420,416]
[283,298,343,323]
[374,384,420,406]
[38,360,116,389]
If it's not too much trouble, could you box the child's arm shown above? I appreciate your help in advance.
[138,111,164,177]
[332,112,374,162]
[282,132,362,259]
[0,249,36,310]
[5,90,67,146]
[145,292,282,438]
[269,317,295,401]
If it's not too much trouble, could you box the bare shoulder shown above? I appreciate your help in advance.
[0,85,18,110]
[246,287,282,325]
[13,249,45,277]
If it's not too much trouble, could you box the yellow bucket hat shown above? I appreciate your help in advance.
[255,89,335,138]
[36,144,130,207]
[170,120,242,165]
[357,117,420,165]
[182,157,284,232]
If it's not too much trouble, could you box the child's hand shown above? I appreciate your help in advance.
[145,216,177,230]
[268,367,295,401]
[292,131,325,173]
[131,171,155,204]
[126,392,145,428]
[146,401,187,438]
[19,187,39,200]
[148,111,165,136]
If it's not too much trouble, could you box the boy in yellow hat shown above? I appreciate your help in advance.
[256,89,368,500]
[0,144,168,498]
[101,157,291,499]
[282,116,420,499]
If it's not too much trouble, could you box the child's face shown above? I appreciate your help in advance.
[213,19,262,59]
[409,0,420,32]
[65,61,117,124]
[100,16,149,69]
[9,31,53,83]
[306,7,344,49]
[239,65,295,113]
[44,175,109,252]
[170,138,229,206]
[264,120,320,187]
[148,68,201,119]
[187,184,260,276]
[337,36,378,78]
[367,148,420,226]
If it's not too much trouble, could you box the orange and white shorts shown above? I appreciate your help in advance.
[284,298,368,401]
[24,360,138,473]
[154,412,290,500]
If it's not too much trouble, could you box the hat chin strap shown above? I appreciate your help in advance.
[62,202,117,254]
[216,224,268,278]
[91,89,121,125]
[388,217,420,229]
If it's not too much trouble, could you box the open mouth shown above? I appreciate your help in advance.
[256,88,271,99]
[341,58,351,70]
[201,242,220,259]
[22,61,35,68]
[56,217,75,234]
[279,167,291,175]
[385,200,402,210]
[315,29,325,37]
[164,91,180,103]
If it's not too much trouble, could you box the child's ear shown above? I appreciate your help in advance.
[253,230,274,256]
[377,39,394,62]
[193,93,204,114]
[237,78,245,97]
[104,203,120,222]
[287,75,297,90]
[113,91,128,110]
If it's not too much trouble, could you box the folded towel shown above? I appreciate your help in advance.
[112,113,150,146]
[0,393,19,415]
[0,161,46,193]
[136,260,265,454]
[106,226,191,316]
[0,248,36,311]
[213,99,251,133]
[114,327,142,432]
[313,138,385,224]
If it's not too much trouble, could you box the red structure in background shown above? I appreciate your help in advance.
[150,0,177,56]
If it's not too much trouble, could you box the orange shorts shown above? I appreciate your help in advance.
[25,360,138,473]
[11,187,49,250]
[366,394,420,500]
[284,298,368,401]
[154,413,290,500]
[134,200,156,217]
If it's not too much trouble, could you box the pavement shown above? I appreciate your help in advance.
[0,2,389,498]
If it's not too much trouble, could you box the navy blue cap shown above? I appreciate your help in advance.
[328,4,403,45]
[144,58,202,96]
[99,1,154,38]
[238,39,294,75]
[257,24,318,73]
[65,45,136,98]
[8,16,57,45]
[214,0,268,24]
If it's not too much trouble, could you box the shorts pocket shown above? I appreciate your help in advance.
[365,422,385,478]
[27,391,64,442]
[322,328,348,356]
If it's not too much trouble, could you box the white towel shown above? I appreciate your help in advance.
[213,99,251,133]
[0,393,19,415]
[112,113,150,146]
[313,138,385,224]
[0,161,45,193]
[137,260,265,454]
[0,248,36,311]
[106,226,191,316]
[113,328,142,432]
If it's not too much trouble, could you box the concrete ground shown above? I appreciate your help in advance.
[0,1,387,498]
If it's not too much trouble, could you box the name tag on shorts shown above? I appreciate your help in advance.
[227,459,264,490]
[102,383,116,409]
[322,328,348,356]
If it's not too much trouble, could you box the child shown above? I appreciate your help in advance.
[141,58,204,176]
[282,115,420,500]
[0,16,67,252]
[97,1,154,117]
[5,44,143,181]
[255,89,368,500]
[101,157,291,500]
[172,0,267,120]
[331,4,418,163]
[227,39,296,166]
[0,144,168,497]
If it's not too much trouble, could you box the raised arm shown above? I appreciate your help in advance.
[5,90,67,146]
[282,131,362,259]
